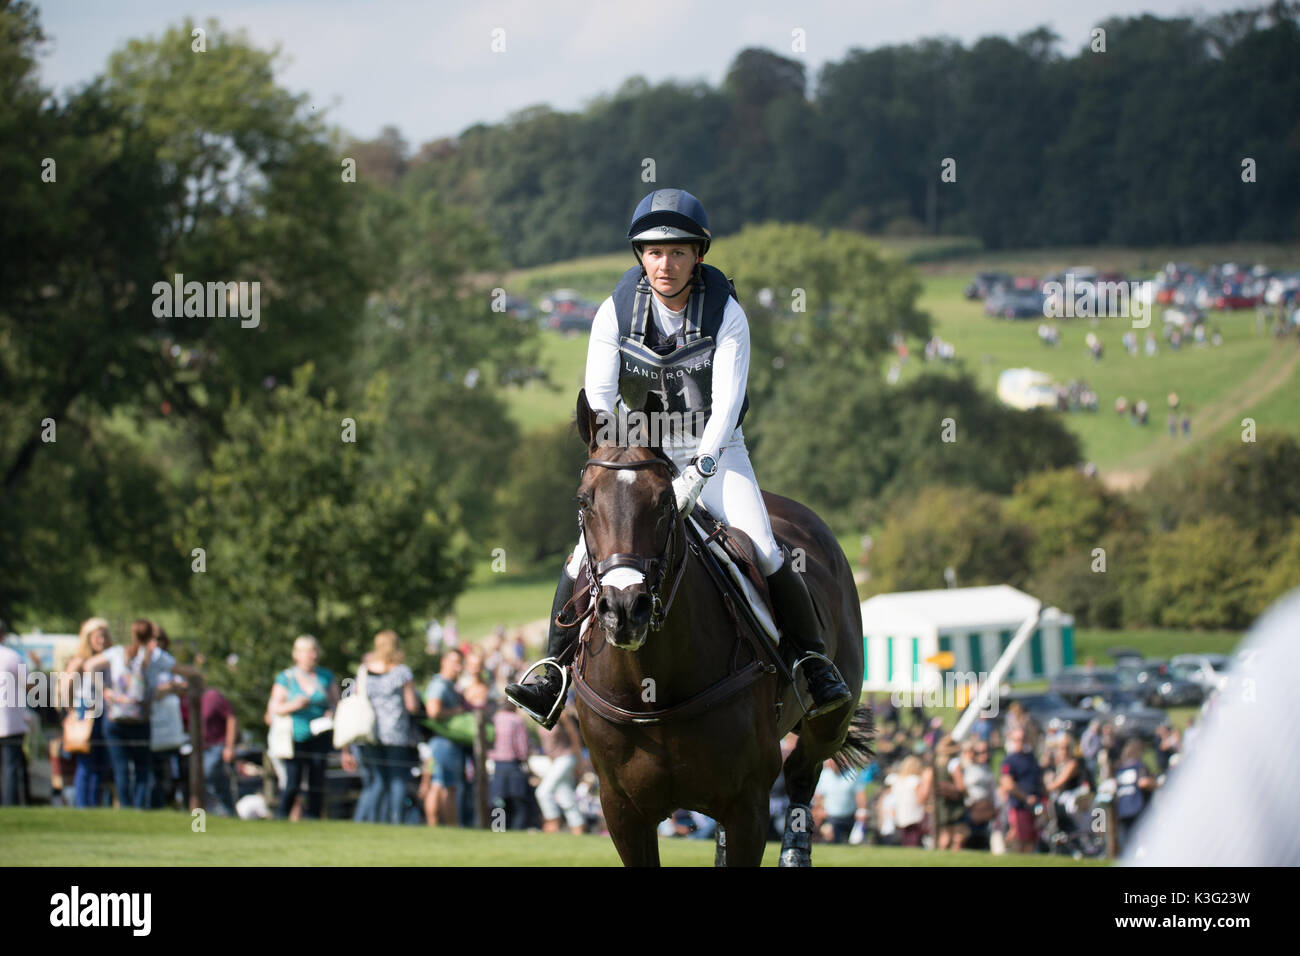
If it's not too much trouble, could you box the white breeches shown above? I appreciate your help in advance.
[566,434,784,584]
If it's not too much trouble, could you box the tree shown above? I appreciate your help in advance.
[865,486,1036,594]
[1143,431,1300,548]
[1254,515,1300,612]
[0,9,372,624]
[97,18,369,436]
[1006,468,1136,569]
[750,361,1080,528]
[1027,529,1147,628]
[346,185,537,540]
[179,366,472,728]
[494,422,589,564]
[345,125,409,189]
[709,222,930,407]
[1139,515,1268,629]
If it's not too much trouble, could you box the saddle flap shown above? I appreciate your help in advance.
[687,512,780,645]
[707,524,771,608]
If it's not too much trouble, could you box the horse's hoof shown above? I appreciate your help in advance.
[779,848,811,867]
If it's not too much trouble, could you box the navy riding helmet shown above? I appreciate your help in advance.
[627,189,712,264]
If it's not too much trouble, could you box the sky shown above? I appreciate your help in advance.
[33,0,1245,148]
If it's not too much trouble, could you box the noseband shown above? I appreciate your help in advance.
[580,456,687,633]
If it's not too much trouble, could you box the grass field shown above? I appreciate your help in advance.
[500,241,1300,477]
[0,808,1101,866]
[1072,627,1241,664]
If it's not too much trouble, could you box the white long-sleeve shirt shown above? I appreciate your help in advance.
[583,288,750,464]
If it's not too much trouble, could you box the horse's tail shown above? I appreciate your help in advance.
[830,704,875,775]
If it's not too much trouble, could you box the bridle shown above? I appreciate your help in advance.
[572,453,782,726]
[579,455,688,634]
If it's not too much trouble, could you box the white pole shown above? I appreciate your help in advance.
[952,603,1041,741]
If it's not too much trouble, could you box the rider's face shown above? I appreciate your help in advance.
[640,243,700,298]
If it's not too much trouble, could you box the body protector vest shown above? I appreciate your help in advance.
[613,263,749,443]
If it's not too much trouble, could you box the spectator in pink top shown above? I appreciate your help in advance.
[488,700,533,830]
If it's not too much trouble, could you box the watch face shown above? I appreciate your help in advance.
[696,455,717,477]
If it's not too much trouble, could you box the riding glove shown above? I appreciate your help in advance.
[672,464,707,514]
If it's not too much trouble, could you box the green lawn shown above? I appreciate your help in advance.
[451,558,565,643]
[0,808,1097,866]
[910,275,1298,472]
[500,245,1300,477]
[500,330,589,433]
[1072,627,1242,664]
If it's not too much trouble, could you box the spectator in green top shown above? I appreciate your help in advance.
[269,635,338,819]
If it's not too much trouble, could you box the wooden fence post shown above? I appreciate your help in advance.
[187,673,205,811]
[473,709,489,828]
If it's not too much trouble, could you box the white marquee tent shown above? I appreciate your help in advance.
[859,584,1075,692]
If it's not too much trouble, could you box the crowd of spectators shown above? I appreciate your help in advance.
[4,616,605,835]
[779,695,1182,857]
[1,616,215,811]
[5,616,1188,858]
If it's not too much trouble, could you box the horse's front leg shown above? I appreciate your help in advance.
[600,785,661,867]
[718,798,770,867]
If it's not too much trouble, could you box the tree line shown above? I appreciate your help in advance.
[378,3,1300,265]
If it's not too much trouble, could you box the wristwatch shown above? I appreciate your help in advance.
[692,454,718,478]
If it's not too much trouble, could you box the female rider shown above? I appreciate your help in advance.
[506,188,851,728]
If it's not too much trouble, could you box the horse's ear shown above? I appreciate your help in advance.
[576,389,602,451]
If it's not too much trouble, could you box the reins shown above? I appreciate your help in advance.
[570,455,778,725]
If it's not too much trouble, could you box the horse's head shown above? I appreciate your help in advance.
[575,389,683,651]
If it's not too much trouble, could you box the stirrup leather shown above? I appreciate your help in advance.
[508,657,570,728]
[790,651,850,720]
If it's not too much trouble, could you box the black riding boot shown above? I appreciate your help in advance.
[765,553,853,719]
[505,568,578,729]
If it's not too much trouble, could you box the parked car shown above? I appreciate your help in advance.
[1001,690,1096,738]
[1049,667,1122,705]
[539,288,599,333]
[1082,690,1170,742]
[1214,282,1262,310]
[1264,273,1300,306]
[998,289,1047,319]
[1170,654,1231,693]
[547,310,595,333]
[502,294,539,323]
[1115,658,1203,708]
[964,272,1012,300]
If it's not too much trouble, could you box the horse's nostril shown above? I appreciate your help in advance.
[597,596,613,617]
[631,593,651,621]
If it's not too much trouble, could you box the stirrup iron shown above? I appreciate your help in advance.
[509,657,570,728]
[790,651,849,720]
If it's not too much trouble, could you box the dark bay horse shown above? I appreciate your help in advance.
[569,391,870,867]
